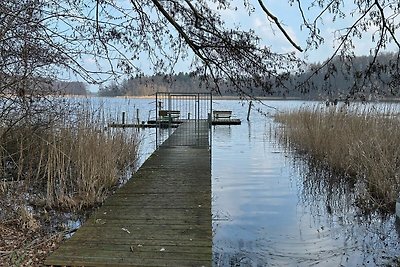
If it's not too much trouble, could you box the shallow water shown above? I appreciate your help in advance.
[88,97,400,266]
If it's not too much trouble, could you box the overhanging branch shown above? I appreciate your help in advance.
[257,0,303,52]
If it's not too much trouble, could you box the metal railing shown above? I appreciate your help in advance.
[155,92,212,148]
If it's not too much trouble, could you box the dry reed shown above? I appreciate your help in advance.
[0,100,140,266]
[0,105,139,211]
[275,104,400,213]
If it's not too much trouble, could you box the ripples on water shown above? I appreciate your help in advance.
[211,100,400,266]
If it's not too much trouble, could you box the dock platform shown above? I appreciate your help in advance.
[45,121,212,266]
[109,118,241,128]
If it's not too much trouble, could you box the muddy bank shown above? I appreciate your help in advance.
[0,182,92,266]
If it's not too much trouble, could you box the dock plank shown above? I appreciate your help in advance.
[45,121,211,267]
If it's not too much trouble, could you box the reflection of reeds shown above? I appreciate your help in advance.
[295,155,358,218]
[0,105,139,210]
[275,104,400,213]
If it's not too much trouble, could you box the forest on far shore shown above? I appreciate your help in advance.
[53,81,88,96]
[62,52,399,100]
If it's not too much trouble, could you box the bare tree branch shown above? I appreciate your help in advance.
[257,0,303,52]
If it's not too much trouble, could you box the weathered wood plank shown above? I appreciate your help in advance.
[57,241,211,253]
[48,249,210,261]
[49,249,212,263]
[45,121,211,267]
[46,257,210,267]
[62,238,212,247]
[85,219,211,229]
[68,227,211,240]
[82,220,211,230]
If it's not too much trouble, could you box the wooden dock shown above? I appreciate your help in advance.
[108,119,241,128]
[211,119,241,125]
[45,121,212,266]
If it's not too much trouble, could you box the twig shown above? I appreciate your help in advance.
[257,0,303,52]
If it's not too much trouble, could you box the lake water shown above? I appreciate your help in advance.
[90,97,400,266]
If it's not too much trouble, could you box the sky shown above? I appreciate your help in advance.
[230,0,398,62]
[75,0,399,92]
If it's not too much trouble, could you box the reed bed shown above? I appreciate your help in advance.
[0,104,139,211]
[0,101,140,265]
[275,104,400,213]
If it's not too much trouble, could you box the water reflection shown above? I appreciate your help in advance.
[212,100,400,266]
[295,157,400,266]
[213,125,232,139]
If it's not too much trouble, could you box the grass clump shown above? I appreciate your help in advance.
[275,104,400,213]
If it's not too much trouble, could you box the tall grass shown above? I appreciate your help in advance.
[275,104,400,213]
[0,104,139,210]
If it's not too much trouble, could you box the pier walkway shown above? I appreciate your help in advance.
[45,121,212,266]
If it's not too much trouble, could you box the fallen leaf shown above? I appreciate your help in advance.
[95,219,105,225]
[121,228,130,234]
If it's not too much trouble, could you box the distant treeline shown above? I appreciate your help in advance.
[292,52,399,100]
[98,72,212,97]
[97,72,280,97]
[97,52,399,99]
[53,81,88,95]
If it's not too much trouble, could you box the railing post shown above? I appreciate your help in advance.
[122,112,126,125]
[247,101,252,121]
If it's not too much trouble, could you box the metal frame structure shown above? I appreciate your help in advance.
[155,92,212,148]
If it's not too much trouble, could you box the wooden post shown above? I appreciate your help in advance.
[247,101,252,121]
[122,112,126,125]
[136,109,140,131]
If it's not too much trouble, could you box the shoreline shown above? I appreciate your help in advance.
[92,95,307,101]
[5,93,400,103]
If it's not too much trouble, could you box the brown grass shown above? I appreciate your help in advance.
[0,105,139,211]
[275,104,400,212]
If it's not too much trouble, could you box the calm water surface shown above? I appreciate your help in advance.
[90,97,400,266]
